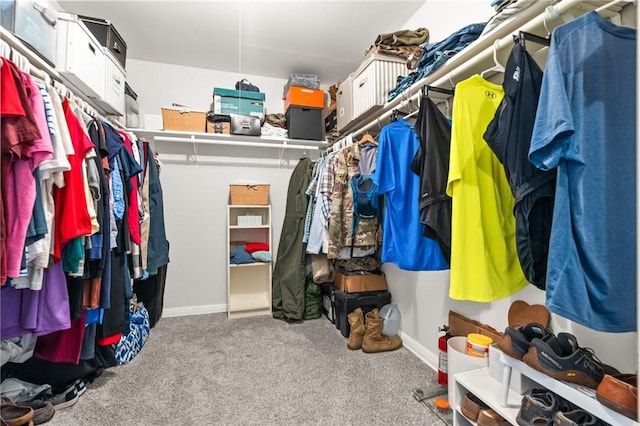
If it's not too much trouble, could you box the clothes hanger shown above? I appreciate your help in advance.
[423,85,455,97]
[513,31,550,49]
[357,132,376,145]
[481,39,505,79]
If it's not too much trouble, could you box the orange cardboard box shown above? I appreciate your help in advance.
[284,86,325,111]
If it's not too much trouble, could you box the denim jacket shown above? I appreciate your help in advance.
[388,22,486,101]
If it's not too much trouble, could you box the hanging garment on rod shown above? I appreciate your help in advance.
[306,155,333,254]
[375,119,448,271]
[447,75,528,302]
[528,11,637,333]
[272,157,312,322]
[483,41,555,290]
[327,143,379,260]
[410,94,452,265]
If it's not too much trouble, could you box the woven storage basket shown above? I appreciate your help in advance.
[161,107,207,132]
[229,184,270,205]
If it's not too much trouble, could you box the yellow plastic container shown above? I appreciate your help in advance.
[466,333,493,358]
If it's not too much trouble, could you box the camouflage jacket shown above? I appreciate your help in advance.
[327,144,380,259]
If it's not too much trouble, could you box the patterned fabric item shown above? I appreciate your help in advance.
[327,144,380,259]
[115,303,150,365]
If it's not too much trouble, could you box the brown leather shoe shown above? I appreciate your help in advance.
[0,402,34,426]
[477,409,510,426]
[460,393,489,422]
[596,373,638,420]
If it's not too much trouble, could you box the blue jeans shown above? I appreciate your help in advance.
[388,22,487,101]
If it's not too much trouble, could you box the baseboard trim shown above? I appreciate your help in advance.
[163,304,227,318]
[400,331,438,371]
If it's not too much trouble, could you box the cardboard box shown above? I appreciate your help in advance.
[229,184,270,205]
[206,121,230,134]
[161,107,207,132]
[448,310,503,344]
[334,270,387,293]
[213,88,265,119]
[284,86,325,111]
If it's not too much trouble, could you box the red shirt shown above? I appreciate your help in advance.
[53,99,94,260]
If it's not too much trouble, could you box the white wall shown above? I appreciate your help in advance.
[127,58,329,126]
[390,0,638,373]
[125,59,319,314]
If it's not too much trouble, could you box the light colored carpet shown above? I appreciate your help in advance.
[48,313,445,425]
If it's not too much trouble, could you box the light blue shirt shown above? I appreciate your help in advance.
[529,12,636,332]
[110,157,125,221]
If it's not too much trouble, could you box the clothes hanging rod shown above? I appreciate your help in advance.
[349,0,613,138]
[154,135,322,151]
[595,0,634,13]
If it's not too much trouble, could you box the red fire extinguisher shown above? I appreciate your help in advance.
[437,325,453,385]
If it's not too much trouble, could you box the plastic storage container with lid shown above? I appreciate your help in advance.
[466,333,493,358]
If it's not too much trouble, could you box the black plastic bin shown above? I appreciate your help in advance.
[334,289,391,338]
[285,106,324,140]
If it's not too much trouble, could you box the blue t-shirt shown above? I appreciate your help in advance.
[529,12,636,332]
[374,119,448,271]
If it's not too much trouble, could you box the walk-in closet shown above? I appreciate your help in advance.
[1,1,638,425]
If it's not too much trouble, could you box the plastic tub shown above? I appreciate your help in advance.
[466,333,493,358]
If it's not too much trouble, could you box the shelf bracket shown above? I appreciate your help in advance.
[500,362,513,407]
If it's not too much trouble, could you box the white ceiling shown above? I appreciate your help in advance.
[57,1,425,84]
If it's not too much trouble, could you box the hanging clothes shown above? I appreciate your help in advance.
[272,157,312,322]
[529,12,637,332]
[144,143,170,275]
[483,41,555,290]
[374,119,448,272]
[327,143,379,259]
[446,75,527,301]
[411,95,452,264]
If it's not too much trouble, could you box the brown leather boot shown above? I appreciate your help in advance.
[362,308,403,353]
[347,307,365,350]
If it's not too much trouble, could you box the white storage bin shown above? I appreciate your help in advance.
[237,215,263,226]
[336,74,353,132]
[351,53,408,121]
[12,0,58,66]
[55,12,105,100]
[95,50,125,115]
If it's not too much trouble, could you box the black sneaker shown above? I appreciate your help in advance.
[497,322,553,360]
[553,408,608,425]
[74,378,87,397]
[522,333,620,389]
[515,388,573,426]
[49,383,79,410]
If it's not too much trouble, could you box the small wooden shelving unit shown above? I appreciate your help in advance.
[227,205,272,319]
